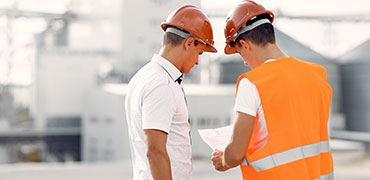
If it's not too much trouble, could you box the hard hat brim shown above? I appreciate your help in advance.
[205,45,217,53]
[224,45,237,55]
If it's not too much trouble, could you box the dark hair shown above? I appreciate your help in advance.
[163,26,199,47]
[163,31,185,46]
[235,14,276,47]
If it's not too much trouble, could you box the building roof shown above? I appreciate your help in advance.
[340,39,370,63]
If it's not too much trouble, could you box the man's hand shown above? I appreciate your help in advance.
[211,150,230,172]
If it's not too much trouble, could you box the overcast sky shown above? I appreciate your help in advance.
[202,0,370,15]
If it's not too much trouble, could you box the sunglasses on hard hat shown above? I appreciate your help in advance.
[229,40,237,47]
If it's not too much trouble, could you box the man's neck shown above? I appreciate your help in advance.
[159,45,183,72]
[258,43,288,65]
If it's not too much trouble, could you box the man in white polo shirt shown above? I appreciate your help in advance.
[125,5,217,180]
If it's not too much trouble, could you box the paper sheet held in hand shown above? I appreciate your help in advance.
[198,125,233,151]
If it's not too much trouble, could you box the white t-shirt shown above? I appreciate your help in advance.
[125,54,191,180]
[233,59,276,152]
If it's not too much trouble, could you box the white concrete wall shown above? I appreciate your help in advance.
[82,88,130,162]
[33,50,103,130]
[120,0,201,71]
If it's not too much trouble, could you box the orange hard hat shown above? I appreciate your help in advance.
[224,0,274,54]
[161,5,217,53]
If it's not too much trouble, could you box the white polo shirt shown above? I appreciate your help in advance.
[125,54,191,180]
[234,59,276,152]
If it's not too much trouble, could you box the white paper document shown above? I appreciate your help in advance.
[198,125,233,151]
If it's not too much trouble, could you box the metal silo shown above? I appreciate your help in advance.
[340,39,370,132]
[275,29,342,114]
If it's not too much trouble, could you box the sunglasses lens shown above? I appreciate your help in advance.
[229,40,236,47]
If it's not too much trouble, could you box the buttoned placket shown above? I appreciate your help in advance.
[176,75,192,144]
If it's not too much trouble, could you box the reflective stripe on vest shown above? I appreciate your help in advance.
[315,172,334,180]
[241,141,330,171]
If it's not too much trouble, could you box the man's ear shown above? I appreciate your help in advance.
[184,37,195,51]
[239,39,252,51]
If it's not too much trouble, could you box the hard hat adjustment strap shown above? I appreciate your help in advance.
[231,18,271,42]
[166,26,192,39]
[166,27,207,46]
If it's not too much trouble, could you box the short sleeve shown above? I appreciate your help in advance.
[234,78,260,117]
[142,84,176,133]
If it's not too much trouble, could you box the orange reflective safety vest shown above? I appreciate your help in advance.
[236,57,334,180]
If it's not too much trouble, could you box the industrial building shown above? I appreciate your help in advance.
[0,0,370,179]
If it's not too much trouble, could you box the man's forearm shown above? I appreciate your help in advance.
[224,143,244,168]
[223,112,255,168]
[147,149,172,180]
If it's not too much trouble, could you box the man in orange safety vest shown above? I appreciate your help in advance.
[211,0,334,179]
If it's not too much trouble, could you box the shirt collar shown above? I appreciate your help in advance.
[151,54,182,82]
[265,59,276,63]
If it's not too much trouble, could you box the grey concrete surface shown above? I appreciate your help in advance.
[0,157,369,180]
[0,140,370,180]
